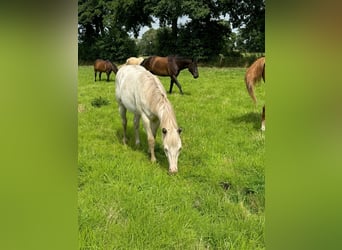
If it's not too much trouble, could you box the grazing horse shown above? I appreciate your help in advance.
[115,65,182,173]
[141,55,199,94]
[94,59,118,82]
[245,57,266,131]
[125,56,144,65]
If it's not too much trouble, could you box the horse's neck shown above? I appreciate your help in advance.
[176,59,191,70]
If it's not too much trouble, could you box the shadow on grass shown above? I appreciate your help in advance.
[115,128,170,172]
[230,111,261,130]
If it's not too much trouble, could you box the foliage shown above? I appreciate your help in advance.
[78,65,265,249]
[177,19,231,60]
[229,0,265,52]
[78,0,265,63]
[91,96,110,107]
[136,28,158,56]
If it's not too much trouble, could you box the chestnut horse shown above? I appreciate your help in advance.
[245,57,266,131]
[94,59,118,82]
[141,55,199,94]
[115,65,182,173]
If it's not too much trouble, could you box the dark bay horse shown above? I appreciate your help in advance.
[94,59,118,82]
[141,56,199,94]
[245,57,266,131]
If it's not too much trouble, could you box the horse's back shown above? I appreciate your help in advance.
[94,59,110,71]
[141,56,170,76]
[116,65,166,113]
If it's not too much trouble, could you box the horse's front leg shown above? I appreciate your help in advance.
[141,114,156,163]
[171,75,183,95]
[106,71,111,82]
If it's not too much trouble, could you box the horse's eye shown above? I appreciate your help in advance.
[178,147,182,152]
[164,148,168,154]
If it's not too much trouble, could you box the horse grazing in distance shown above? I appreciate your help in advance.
[125,56,144,65]
[115,65,182,173]
[141,55,199,94]
[244,57,266,131]
[94,59,118,82]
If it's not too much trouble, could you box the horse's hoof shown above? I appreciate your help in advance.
[168,170,178,175]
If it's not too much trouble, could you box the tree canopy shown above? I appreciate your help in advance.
[78,0,265,64]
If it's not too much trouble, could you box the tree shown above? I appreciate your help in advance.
[228,0,265,52]
[78,0,265,63]
[78,0,142,63]
[137,29,158,56]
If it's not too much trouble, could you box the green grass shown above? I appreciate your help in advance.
[78,65,265,249]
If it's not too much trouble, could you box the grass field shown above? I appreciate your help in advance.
[78,65,265,249]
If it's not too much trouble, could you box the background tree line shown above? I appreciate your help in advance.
[78,0,265,66]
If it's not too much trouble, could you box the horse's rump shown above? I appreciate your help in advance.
[126,57,144,65]
[245,57,265,103]
[115,65,167,114]
[94,59,117,72]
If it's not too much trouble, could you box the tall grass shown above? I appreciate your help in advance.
[78,65,265,249]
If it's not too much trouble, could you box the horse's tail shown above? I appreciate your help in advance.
[245,76,257,104]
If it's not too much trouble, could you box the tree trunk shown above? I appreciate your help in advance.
[171,17,178,54]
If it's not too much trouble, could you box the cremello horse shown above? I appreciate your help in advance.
[125,57,144,65]
[115,65,182,173]
[245,57,265,131]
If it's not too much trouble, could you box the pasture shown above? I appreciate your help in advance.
[78,65,265,249]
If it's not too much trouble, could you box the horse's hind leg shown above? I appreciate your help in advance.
[261,105,265,131]
[94,71,97,82]
[119,105,128,144]
[133,113,141,146]
[99,72,102,81]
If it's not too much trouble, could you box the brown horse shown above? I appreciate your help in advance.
[244,57,265,131]
[94,59,118,82]
[141,55,199,94]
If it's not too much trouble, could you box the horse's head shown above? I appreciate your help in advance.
[162,127,182,174]
[188,59,199,79]
[111,62,118,74]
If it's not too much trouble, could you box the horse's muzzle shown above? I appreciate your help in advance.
[193,75,199,79]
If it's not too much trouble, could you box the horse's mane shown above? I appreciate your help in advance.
[143,73,178,128]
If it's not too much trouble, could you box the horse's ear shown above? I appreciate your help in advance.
[162,128,167,134]
[177,128,182,134]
